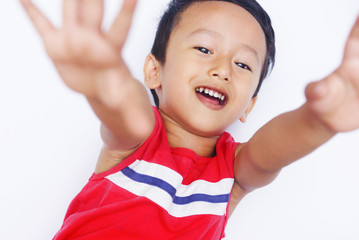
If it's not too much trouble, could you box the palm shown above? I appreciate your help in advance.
[20,0,137,97]
[45,28,123,95]
[306,16,359,132]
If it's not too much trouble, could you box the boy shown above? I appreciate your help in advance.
[20,0,359,239]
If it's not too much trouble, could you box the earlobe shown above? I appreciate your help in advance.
[144,53,162,89]
[240,96,258,123]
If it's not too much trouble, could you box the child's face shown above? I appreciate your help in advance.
[148,1,267,137]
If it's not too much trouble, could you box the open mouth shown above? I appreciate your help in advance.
[195,87,227,109]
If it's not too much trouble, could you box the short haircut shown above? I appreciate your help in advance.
[150,0,276,107]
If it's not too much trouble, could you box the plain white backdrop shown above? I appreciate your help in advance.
[1,0,359,239]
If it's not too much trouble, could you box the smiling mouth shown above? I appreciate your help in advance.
[195,87,227,107]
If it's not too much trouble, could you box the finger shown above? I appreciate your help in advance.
[63,0,79,28]
[342,15,359,60]
[19,0,55,36]
[305,81,327,102]
[107,0,138,50]
[305,75,345,115]
[348,15,359,40]
[305,80,333,117]
[80,0,104,29]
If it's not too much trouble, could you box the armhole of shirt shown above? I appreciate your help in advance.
[220,134,240,239]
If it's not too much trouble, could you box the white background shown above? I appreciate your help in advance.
[1,0,359,239]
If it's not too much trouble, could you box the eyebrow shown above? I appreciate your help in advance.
[187,28,222,39]
[187,28,261,62]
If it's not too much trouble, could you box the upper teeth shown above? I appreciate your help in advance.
[196,87,225,101]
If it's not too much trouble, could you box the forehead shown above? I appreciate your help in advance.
[170,1,266,61]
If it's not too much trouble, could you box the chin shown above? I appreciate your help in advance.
[188,123,227,138]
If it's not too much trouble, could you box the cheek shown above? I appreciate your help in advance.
[231,82,256,113]
[160,60,196,96]
[235,75,258,95]
[158,75,185,106]
[244,75,260,98]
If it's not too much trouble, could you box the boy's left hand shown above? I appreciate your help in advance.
[305,16,359,133]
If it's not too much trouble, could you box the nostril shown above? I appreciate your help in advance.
[212,73,230,81]
[210,68,231,81]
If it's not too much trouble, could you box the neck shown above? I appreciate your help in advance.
[159,111,220,157]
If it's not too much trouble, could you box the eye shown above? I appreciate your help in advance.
[194,47,212,55]
[235,62,251,71]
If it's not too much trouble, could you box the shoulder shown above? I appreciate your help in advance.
[215,132,240,167]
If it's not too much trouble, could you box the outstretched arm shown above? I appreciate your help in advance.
[234,15,359,192]
[20,0,154,156]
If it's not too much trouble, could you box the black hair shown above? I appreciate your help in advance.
[150,0,276,107]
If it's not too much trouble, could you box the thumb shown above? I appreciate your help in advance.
[305,80,328,103]
[305,75,345,115]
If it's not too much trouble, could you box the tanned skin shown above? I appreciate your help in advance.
[20,0,359,218]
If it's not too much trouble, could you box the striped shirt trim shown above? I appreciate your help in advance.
[106,160,234,218]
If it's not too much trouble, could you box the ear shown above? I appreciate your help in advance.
[240,96,258,123]
[144,53,162,89]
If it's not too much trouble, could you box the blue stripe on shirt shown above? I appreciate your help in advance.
[121,167,230,204]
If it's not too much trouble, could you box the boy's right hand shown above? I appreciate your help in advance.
[21,0,155,167]
[20,0,137,105]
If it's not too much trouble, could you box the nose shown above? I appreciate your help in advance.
[209,58,231,82]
